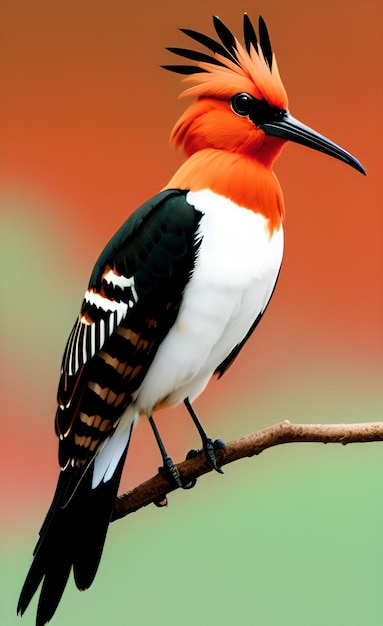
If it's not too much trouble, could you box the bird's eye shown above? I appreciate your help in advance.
[231,93,254,117]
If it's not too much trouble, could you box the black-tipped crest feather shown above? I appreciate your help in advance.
[166,47,225,67]
[161,64,206,75]
[164,14,274,76]
[213,15,238,60]
[243,13,258,54]
[180,27,233,60]
[258,16,273,68]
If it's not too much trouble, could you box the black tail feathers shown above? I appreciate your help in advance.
[17,448,128,625]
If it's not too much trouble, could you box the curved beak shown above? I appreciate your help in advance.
[260,111,366,175]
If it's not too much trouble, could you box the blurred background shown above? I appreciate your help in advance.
[1,0,382,624]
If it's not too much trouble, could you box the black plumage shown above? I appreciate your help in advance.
[166,47,225,67]
[258,16,273,69]
[163,14,274,76]
[243,13,258,54]
[213,15,238,57]
[18,447,129,626]
[180,26,234,60]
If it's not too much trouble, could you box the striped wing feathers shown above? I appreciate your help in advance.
[55,190,202,473]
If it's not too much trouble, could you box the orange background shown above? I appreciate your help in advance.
[1,1,382,625]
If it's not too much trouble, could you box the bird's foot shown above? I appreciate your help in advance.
[159,455,196,490]
[186,438,226,474]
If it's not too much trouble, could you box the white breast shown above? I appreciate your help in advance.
[136,189,284,413]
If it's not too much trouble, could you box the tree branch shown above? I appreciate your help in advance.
[112,420,383,521]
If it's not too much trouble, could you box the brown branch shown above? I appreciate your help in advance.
[111,420,383,521]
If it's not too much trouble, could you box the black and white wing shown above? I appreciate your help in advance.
[18,188,202,625]
[56,188,202,473]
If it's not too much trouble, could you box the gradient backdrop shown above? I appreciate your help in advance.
[1,1,382,625]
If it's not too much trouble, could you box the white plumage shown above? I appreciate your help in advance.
[138,189,283,409]
[93,189,283,487]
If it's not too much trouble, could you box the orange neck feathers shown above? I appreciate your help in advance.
[165,148,285,232]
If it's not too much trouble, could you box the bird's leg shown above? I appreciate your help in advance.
[148,415,195,491]
[184,398,226,473]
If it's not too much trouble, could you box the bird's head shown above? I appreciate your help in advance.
[164,14,365,174]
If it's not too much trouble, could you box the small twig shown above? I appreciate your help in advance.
[111,420,383,521]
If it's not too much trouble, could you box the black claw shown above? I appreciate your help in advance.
[185,439,226,474]
[212,439,226,474]
[160,456,183,488]
[182,476,197,489]
[185,448,201,460]
[202,438,225,473]
[214,438,226,452]
[204,437,226,473]
[159,457,196,490]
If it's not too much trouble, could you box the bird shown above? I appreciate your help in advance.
[17,11,365,625]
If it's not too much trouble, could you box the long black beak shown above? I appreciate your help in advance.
[260,111,366,175]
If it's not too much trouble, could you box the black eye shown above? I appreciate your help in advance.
[231,93,254,116]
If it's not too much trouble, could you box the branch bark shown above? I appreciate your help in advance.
[112,420,383,521]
